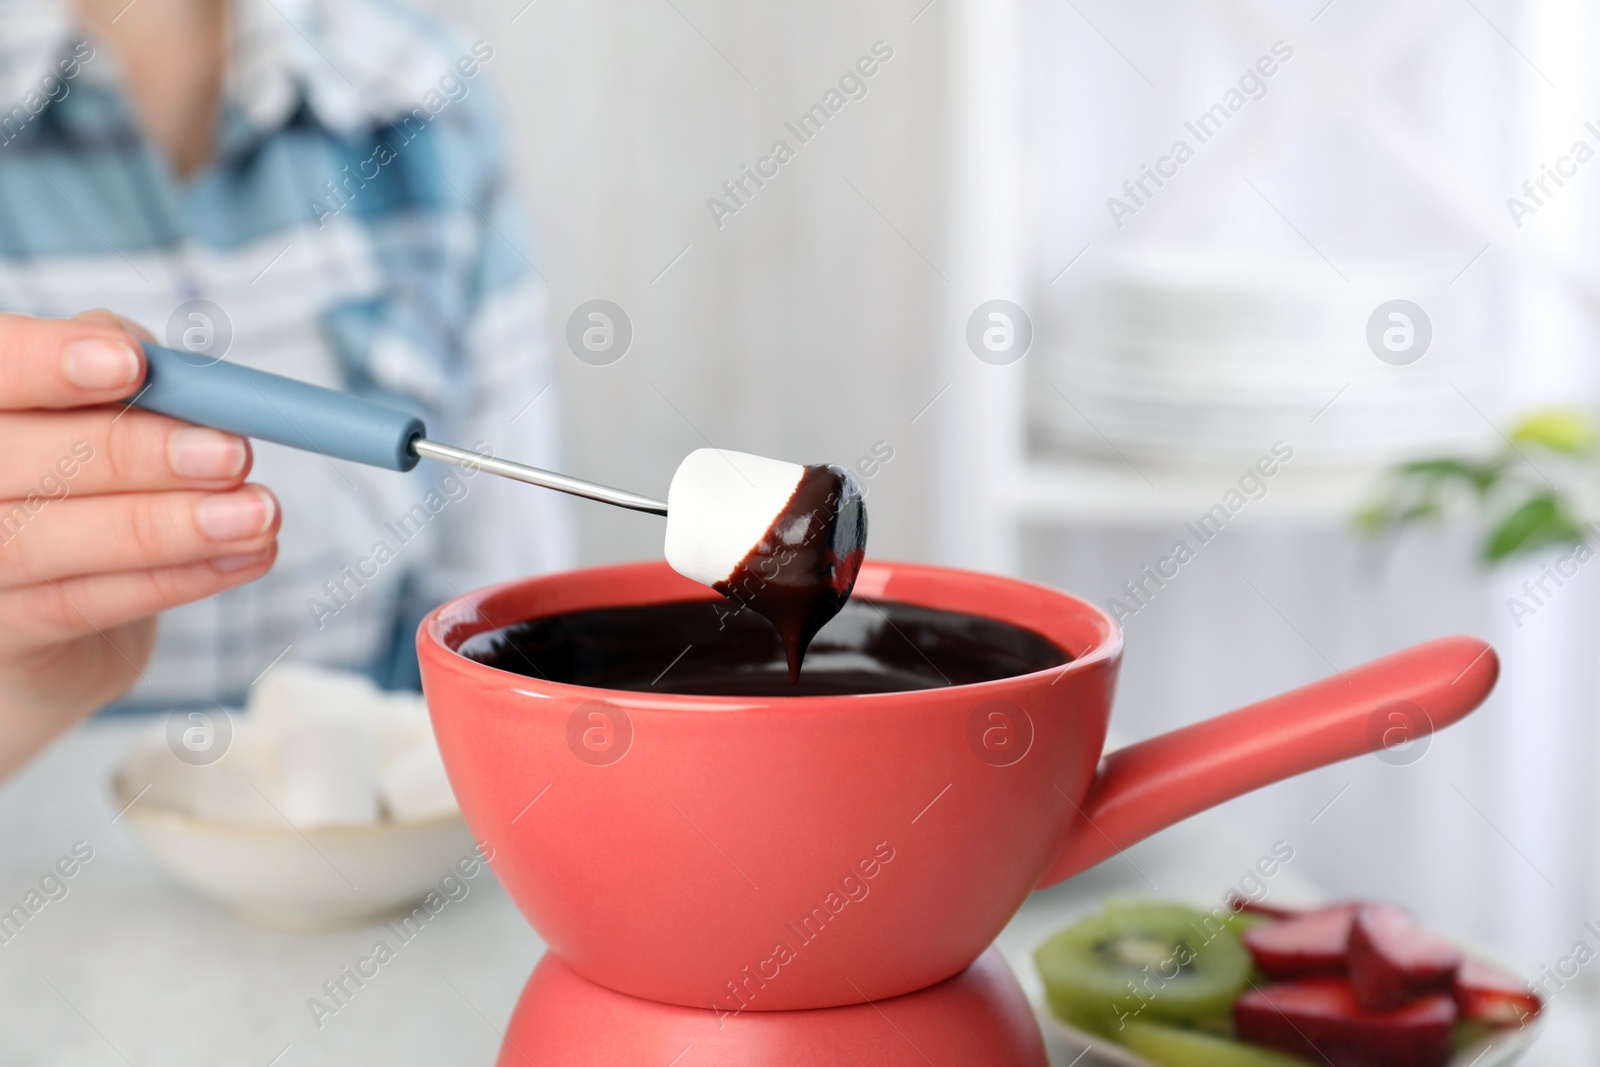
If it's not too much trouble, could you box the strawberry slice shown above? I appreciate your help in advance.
[1242,903,1358,979]
[1348,904,1461,1009]
[1226,894,1302,921]
[1235,978,1456,1067]
[1455,958,1543,1027]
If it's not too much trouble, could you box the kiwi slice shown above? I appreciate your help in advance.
[1035,903,1252,1036]
[1107,896,1267,938]
[1454,1020,1496,1052]
[1188,1012,1237,1038]
[1121,1021,1310,1066]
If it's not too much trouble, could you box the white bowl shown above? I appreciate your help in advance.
[112,768,477,931]
[1039,1011,1539,1067]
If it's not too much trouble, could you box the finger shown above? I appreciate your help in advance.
[0,486,278,589]
[0,543,278,645]
[73,308,157,344]
[0,312,145,410]
[0,408,251,498]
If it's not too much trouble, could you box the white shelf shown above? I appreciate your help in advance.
[1004,455,1388,527]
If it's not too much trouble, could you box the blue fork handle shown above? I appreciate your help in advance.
[132,344,425,472]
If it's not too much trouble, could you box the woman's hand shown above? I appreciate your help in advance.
[0,311,279,776]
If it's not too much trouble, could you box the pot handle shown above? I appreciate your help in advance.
[1038,635,1499,889]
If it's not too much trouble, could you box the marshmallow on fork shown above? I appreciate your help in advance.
[412,440,869,679]
[663,448,868,679]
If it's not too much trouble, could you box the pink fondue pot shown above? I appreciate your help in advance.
[418,560,1497,1011]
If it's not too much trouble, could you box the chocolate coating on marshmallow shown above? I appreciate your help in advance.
[665,449,867,681]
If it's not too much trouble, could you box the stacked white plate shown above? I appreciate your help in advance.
[1031,246,1490,465]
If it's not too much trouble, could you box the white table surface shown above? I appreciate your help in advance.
[1,719,1591,1066]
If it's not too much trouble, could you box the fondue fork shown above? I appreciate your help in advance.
[132,344,669,515]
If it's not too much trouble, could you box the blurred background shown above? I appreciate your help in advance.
[9,0,1600,1061]
[436,0,1600,979]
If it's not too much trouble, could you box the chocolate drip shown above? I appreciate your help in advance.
[712,464,867,682]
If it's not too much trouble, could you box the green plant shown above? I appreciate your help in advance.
[1358,409,1597,562]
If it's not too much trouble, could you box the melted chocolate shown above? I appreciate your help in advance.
[714,464,867,682]
[457,598,1070,697]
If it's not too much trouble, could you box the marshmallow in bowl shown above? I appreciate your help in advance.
[191,742,287,826]
[119,664,459,829]
[251,664,384,736]
[664,448,806,587]
[252,664,382,826]
[276,708,381,826]
[379,743,458,822]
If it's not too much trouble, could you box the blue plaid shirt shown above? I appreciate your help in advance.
[0,0,571,705]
